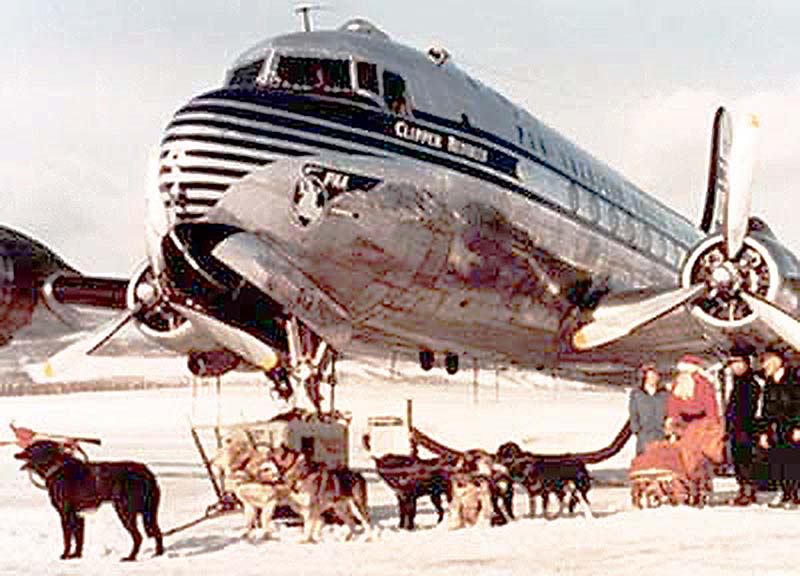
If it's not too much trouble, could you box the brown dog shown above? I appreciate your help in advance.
[275,445,372,542]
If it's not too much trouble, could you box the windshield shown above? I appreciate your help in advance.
[233,53,410,113]
[268,55,352,93]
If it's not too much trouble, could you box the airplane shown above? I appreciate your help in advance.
[3,15,800,405]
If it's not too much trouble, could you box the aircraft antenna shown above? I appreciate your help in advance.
[294,4,324,32]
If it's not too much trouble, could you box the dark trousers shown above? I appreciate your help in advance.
[770,446,800,500]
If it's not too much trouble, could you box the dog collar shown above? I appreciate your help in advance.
[41,463,63,481]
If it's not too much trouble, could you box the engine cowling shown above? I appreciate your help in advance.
[126,262,216,354]
[0,226,77,344]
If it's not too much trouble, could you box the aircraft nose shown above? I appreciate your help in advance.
[157,92,279,224]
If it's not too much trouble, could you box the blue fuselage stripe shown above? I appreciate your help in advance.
[166,89,684,270]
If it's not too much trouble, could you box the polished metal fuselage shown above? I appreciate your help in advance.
[157,22,796,380]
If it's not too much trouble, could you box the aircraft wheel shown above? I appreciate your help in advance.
[419,349,434,371]
[445,352,459,375]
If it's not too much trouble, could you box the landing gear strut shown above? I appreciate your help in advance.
[269,317,337,414]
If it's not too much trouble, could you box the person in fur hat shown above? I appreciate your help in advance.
[761,349,800,433]
[662,355,721,506]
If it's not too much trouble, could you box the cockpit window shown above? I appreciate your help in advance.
[357,62,379,95]
[272,56,351,93]
[383,70,408,114]
[228,59,264,87]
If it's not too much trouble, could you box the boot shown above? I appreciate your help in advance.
[732,483,753,506]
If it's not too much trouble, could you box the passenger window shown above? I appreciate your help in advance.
[581,189,600,222]
[628,219,639,245]
[638,226,652,252]
[357,62,379,94]
[383,70,409,114]
[664,240,678,265]
[568,183,580,212]
[537,135,548,156]
[664,238,675,263]
[651,233,664,258]
[604,204,619,233]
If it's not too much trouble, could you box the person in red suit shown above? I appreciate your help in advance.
[664,355,720,439]
[663,355,722,506]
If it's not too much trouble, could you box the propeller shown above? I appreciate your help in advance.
[37,270,162,380]
[571,107,776,350]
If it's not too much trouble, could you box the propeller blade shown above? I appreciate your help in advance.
[701,107,733,233]
[172,304,279,372]
[723,112,760,259]
[39,310,136,380]
[572,284,705,350]
[740,293,800,351]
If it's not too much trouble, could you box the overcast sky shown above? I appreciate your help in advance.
[2,1,800,275]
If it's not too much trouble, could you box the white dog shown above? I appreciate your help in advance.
[211,434,294,539]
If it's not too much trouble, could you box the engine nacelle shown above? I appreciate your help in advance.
[0,226,77,345]
[0,245,35,345]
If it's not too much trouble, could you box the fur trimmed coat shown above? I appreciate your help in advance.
[667,373,720,427]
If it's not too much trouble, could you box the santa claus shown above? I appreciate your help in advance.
[665,355,721,439]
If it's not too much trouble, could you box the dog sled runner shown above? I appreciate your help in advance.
[628,420,724,508]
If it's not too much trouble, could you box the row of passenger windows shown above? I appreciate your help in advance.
[569,183,686,267]
[228,55,410,114]
[515,123,693,247]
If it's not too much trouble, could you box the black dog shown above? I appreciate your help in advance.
[497,442,592,519]
[491,472,515,524]
[373,453,452,530]
[15,440,164,561]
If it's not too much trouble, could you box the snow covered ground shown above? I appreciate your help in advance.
[1,359,799,576]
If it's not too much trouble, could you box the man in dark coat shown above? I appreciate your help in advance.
[778,418,800,505]
[760,349,800,506]
[762,351,800,429]
[749,418,774,492]
[724,349,760,505]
